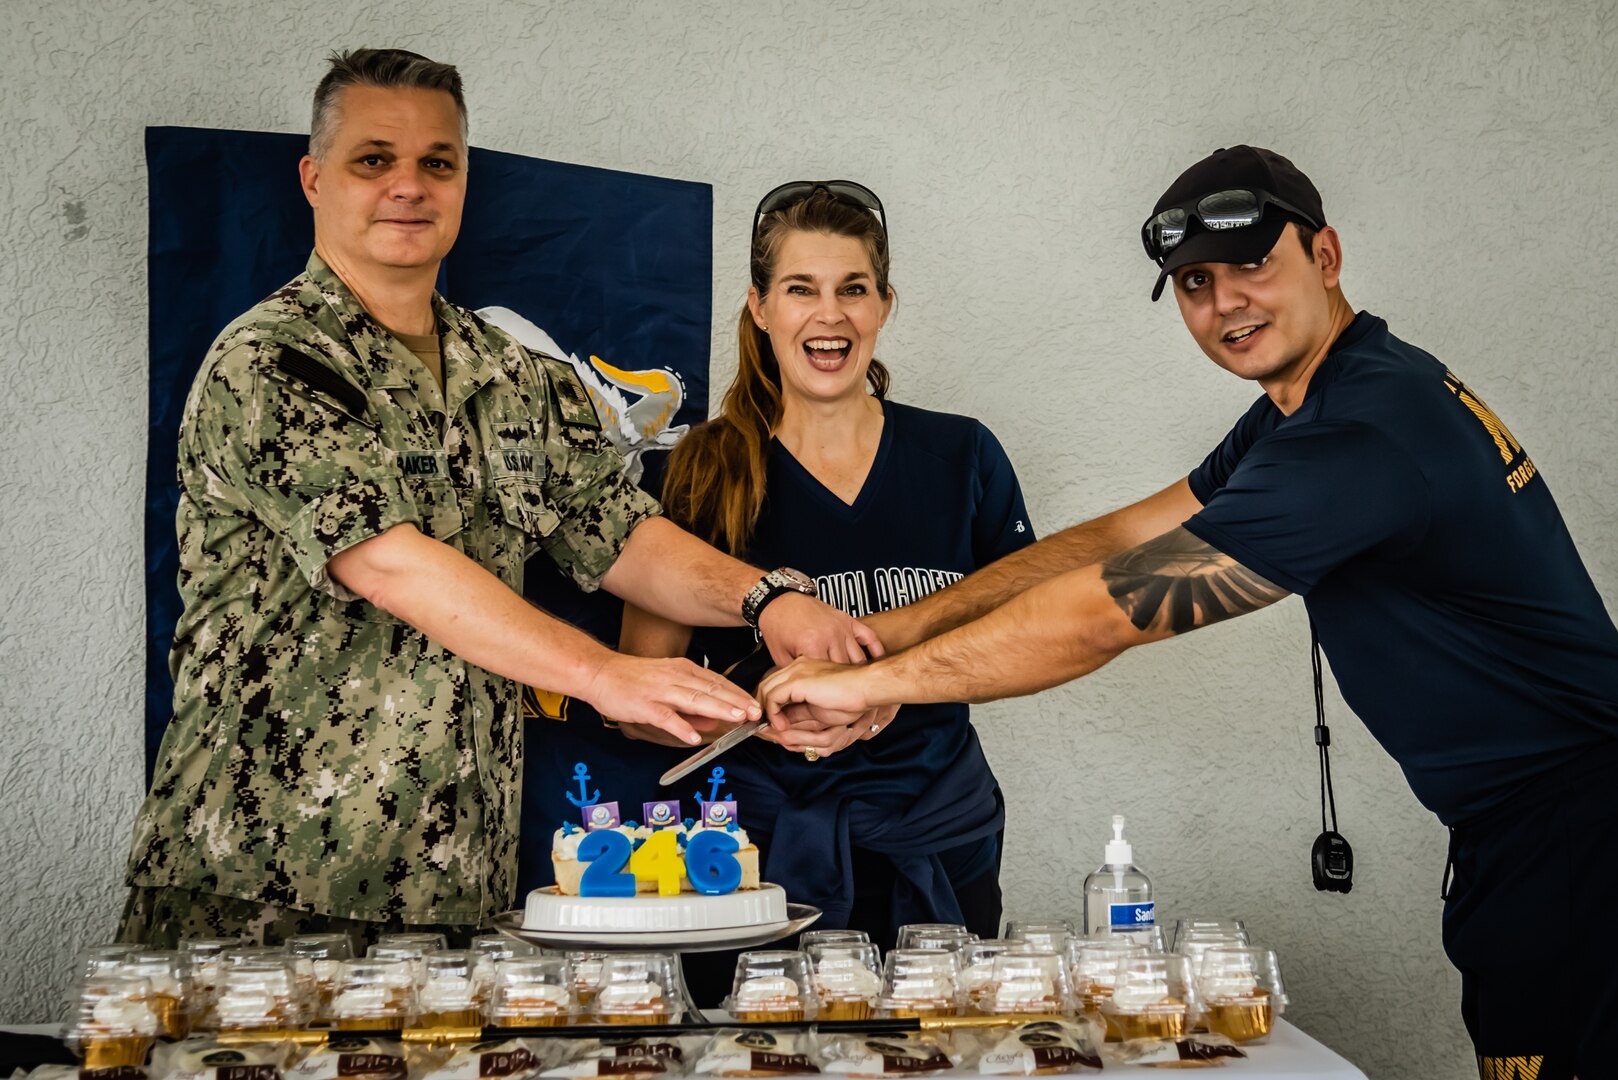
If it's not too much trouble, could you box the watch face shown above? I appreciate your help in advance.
[776,567,815,591]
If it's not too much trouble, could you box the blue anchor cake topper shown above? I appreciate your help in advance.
[694,766,738,828]
[565,762,600,808]
[693,766,732,809]
[566,761,620,831]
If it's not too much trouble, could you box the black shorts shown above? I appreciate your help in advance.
[1441,740,1618,1080]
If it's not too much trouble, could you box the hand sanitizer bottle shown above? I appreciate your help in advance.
[1083,815,1154,936]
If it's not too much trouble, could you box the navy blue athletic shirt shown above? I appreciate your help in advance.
[686,399,1036,927]
[1185,311,1618,825]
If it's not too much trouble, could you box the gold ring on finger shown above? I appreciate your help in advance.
[803,748,820,763]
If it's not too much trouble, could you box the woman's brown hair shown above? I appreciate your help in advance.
[660,189,892,556]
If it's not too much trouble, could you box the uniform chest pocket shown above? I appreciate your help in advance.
[485,434,561,539]
[389,449,466,543]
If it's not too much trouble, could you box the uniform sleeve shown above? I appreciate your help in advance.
[1189,396,1276,505]
[533,359,663,591]
[970,422,1037,566]
[1183,420,1431,596]
[184,344,423,601]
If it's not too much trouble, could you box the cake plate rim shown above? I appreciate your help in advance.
[491,903,822,952]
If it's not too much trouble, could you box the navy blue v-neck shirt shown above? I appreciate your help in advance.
[690,399,1034,798]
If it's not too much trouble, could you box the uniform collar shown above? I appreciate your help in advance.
[304,251,505,414]
[434,293,508,417]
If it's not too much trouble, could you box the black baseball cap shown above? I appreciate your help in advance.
[1147,145,1326,301]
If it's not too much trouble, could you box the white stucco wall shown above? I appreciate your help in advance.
[2,3,1614,1076]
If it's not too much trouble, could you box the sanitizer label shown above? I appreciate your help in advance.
[1110,901,1156,927]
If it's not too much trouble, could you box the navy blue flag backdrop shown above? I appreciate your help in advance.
[145,127,712,888]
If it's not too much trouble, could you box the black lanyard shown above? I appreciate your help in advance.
[1310,621,1355,892]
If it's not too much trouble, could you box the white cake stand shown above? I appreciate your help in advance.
[491,902,822,952]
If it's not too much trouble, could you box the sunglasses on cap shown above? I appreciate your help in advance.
[1141,188,1321,264]
[753,180,886,238]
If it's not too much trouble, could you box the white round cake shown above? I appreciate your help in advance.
[523,883,789,934]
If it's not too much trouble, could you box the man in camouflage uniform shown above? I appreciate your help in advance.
[121,48,879,946]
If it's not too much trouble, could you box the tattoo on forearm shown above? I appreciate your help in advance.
[1100,527,1289,634]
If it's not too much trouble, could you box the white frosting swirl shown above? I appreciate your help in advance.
[814,963,881,998]
[215,987,280,1028]
[504,982,569,1008]
[420,975,479,1010]
[89,996,157,1035]
[331,985,395,1018]
[888,974,953,1004]
[691,824,751,848]
[990,974,1056,1008]
[552,827,588,860]
[735,975,800,1007]
[961,960,996,992]
[597,980,663,1011]
[1111,974,1170,1012]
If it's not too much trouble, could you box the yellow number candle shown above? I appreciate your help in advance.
[629,829,685,896]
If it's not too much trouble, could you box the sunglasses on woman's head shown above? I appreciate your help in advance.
[753,180,886,238]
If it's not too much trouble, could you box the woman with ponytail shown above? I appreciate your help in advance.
[622,182,1036,964]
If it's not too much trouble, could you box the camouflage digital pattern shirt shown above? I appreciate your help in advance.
[126,253,661,925]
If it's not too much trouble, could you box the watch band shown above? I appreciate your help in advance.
[742,568,817,628]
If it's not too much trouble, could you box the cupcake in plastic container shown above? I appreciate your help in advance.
[1195,945,1286,1044]
[212,960,308,1034]
[1098,953,1197,1042]
[64,974,159,1069]
[728,951,813,1023]
[327,958,416,1031]
[490,956,572,1027]
[878,950,961,1018]
[284,933,354,1015]
[807,942,882,1020]
[592,953,680,1025]
[418,950,490,1030]
[116,950,192,1040]
[975,950,1069,1017]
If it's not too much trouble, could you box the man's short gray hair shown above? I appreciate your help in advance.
[309,48,467,161]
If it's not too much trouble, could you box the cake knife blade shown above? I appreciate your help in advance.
[658,645,777,786]
[659,717,768,787]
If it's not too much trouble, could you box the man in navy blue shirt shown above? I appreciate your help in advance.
[760,146,1618,1078]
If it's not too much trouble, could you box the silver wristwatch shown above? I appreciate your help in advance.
[741,567,817,628]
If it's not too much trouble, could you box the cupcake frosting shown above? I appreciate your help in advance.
[597,980,663,1010]
[990,974,1057,1008]
[961,960,997,992]
[734,975,800,1007]
[504,982,569,1008]
[331,985,394,1018]
[1111,975,1171,1012]
[215,987,281,1028]
[888,974,953,1004]
[815,964,881,998]
[89,995,158,1035]
[420,975,480,1010]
